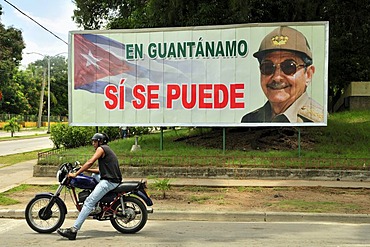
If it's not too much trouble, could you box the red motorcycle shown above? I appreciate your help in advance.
[25,161,153,234]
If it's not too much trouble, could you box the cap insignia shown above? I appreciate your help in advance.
[271,35,288,46]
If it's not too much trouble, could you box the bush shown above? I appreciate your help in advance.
[50,125,123,149]
[50,124,95,149]
[99,126,121,141]
[129,127,151,136]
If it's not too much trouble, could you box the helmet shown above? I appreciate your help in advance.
[91,133,109,144]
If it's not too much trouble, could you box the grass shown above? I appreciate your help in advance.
[35,110,369,170]
[2,110,370,169]
[0,127,48,141]
[307,110,370,158]
[0,133,49,141]
[271,200,361,213]
[0,185,34,206]
[188,194,225,204]
[0,151,42,168]
[241,187,263,193]
[0,195,19,205]
[0,185,59,206]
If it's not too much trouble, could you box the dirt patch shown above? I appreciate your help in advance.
[177,127,317,151]
[150,186,370,214]
[3,185,370,214]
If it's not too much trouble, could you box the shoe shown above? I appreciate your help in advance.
[57,227,77,240]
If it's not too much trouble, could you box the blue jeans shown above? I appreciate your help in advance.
[73,179,119,230]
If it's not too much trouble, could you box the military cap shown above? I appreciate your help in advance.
[253,26,312,60]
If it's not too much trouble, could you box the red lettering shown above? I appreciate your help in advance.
[166,84,181,108]
[198,84,212,108]
[104,85,118,110]
[182,84,197,109]
[147,84,160,109]
[119,79,125,109]
[104,79,127,110]
[132,84,160,109]
[165,83,245,110]
[213,84,228,108]
[230,84,244,109]
[132,85,146,109]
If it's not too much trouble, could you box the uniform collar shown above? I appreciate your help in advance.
[271,92,309,122]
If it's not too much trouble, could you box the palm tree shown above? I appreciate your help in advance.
[3,117,21,137]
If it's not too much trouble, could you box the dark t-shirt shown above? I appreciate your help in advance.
[98,145,122,183]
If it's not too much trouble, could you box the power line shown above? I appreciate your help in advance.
[2,0,68,45]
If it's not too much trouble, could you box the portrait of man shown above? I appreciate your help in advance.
[241,26,324,123]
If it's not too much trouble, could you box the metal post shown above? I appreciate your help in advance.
[223,128,226,154]
[160,127,164,151]
[47,58,51,134]
[298,127,301,157]
[37,68,46,128]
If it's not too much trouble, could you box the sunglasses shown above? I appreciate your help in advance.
[259,60,306,76]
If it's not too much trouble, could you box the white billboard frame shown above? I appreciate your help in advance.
[68,21,329,127]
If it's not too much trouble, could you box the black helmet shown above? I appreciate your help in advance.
[91,133,109,144]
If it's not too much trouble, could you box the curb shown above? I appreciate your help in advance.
[33,166,370,181]
[3,209,370,224]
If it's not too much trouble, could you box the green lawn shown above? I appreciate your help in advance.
[1,110,369,169]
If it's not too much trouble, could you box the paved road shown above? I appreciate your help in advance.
[1,218,370,246]
[0,136,54,156]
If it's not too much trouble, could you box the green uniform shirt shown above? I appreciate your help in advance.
[241,92,324,123]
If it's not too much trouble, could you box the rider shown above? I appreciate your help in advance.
[57,132,122,240]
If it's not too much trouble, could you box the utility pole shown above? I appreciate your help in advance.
[47,58,51,133]
[37,68,46,128]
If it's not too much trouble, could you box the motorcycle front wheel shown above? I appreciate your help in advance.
[110,196,148,234]
[25,195,66,233]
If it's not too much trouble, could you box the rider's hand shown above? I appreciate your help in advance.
[68,172,78,178]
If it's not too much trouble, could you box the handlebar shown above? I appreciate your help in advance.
[61,161,81,173]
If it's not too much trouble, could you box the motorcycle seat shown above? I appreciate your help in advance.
[112,181,140,193]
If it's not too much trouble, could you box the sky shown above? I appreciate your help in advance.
[0,0,80,67]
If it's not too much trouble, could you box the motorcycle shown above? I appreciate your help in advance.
[25,161,153,234]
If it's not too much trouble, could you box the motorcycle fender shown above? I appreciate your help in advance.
[133,191,153,206]
[34,192,68,214]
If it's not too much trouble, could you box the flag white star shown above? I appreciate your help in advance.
[81,50,101,68]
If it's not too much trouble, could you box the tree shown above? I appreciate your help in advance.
[30,56,68,117]
[0,7,26,113]
[320,1,370,98]
[11,69,41,115]
[3,117,21,137]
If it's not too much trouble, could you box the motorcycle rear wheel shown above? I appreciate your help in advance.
[110,196,148,234]
[25,195,66,233]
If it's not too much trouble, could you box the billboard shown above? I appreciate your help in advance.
[68,22,328,127]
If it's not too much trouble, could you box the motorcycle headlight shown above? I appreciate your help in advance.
[56,164,68,183]
[56,170,64,183]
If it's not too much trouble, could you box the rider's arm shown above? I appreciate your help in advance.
[86,168,99,174]
[69,147,104,178]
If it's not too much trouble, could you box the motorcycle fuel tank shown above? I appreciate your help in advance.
[70,174,98,189]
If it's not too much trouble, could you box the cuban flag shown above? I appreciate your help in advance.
[74,34,133,97]
[74,34,204,104]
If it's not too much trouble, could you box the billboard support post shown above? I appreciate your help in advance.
[160,127,164,151]
[298,128,301,157]
[223,128,226,154]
